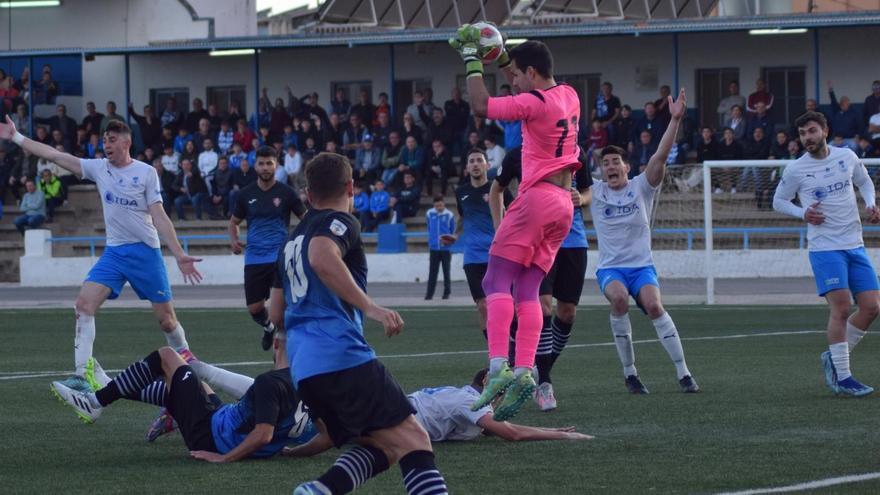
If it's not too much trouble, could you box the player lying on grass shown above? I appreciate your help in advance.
[52,332,317,462]
[282,367,592,458]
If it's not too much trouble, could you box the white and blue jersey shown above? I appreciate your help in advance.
[210,368,316,458]
[408,385,493,442]
[278,209,375,385]
[426,207,455,251]
[232,182,306,266]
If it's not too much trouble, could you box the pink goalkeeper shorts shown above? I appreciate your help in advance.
[489,181,573,273]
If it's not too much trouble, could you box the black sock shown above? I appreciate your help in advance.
[400,450,448,495]
[251,308,273,331]
[550,316,574,365]
[317,446,390,495]
[138,380,167,407]
[95,350,162,406]
[507,318,518,364]
[535,316,554,384]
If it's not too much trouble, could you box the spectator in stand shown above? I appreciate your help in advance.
[156,144,179,178]
[856,136,875,159]
[32,66,58,105]
[715,127,744,193]
[654,85,672,124]
[496,117,522,153]
[354,135,381,184]
[99,101,124,135]
[747,79,774,114]
[342,114,369,159]
[294,90,328,125]
[11,104,30,137]
[374,92,390,127]
[152,157,177,215]
[745,101,772,143]
[281,123,298,151]
[444,87,470,156]
[209,156,234,218]
[185,98,209,137]
[330,88,351,118]
[785,139,803,160]
[206,104,223,135]
[350,89,376,127]
[38,168,62,222]
[229,156,257,210]
[401,111,423,145]
[827,81,860,151]
[180,138,198,166]
[629,130,657,178]
[869,107,880,150]
[696,126,719,162]
[73,126,88,155]
[283,144,304,189]
[197,138,219,181]
[173,125,192,154]
[371,111,395,151]
[483,135,505,177]
[864,80,880,131]
[830,134,849,149]
[173,158,208,220]
[407,91,430,131]
[85,133,101,158]
[268,94,290,140]
[362,179,390,232]
[234,119,256,153]
[143,147,157,166]
[193,118,214,153]
[391,171,421,224]
[741,127,770,191]
[425,138,453,197]
[587,118,609,170]
[611,104,635,150]
[592,82,621,142]
[228,141,247,170]
[226,101,243,128]
[323,112,345,150]
[14,179,45,234]
[159,125,175,152]
[49,129,69,153]
[397,135,425,189]
[249,99,271,132]
[324,140,338,154]
[298,118,319,149]
[425,194,455,300]
[8,148,36,201]
[729,105,747,142]
[127,103,161,152]
[466,113,498,144]
[427,108,454,149]
[352,182,369,219]
[769,130,790,159]
[0,74,20,114]
[160,97,182,131]
[632,101,666,146]
[13,66,29,100]
[464,131,482,159]
[216,120,234,155]
[717,81,746,128]
[302,136,319,162]
[0,147,14,202]
[33,126,50,145]
[381,131,404,185]
[36,104,77,146]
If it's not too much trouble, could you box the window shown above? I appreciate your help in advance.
[762,66,806,129]
[556,73,601,127]
[150,87,189,116]
[392,78,431,123]
[696,68,740,129]
[330,80,373,107]
[207,85,246,117]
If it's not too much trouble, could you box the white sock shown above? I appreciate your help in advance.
[846,322,867,352]
[514,366,531,377]
[610,313,637,377]
[74,310,96,376]
[829,342,851,380]
[163,323,189,351]
[652,312,691,379]
[489,357,507,375]
[188,361,254,399]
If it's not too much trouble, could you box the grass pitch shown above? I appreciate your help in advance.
[2,306,879,494]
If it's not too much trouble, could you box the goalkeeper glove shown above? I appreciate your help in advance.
[449,24,483,77]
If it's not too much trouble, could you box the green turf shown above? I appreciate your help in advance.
[2,306,879,494]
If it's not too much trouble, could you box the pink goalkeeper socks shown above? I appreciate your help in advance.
[486,293,515,360]
[514,300,542,368]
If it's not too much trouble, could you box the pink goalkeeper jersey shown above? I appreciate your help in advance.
[487,84,581,193]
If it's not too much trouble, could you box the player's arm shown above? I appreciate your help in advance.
[852,158,880,223]
[228,216,244,254]
[309,232,404,336]
[489,180,506,230]
[281,419,333,458]
[0,115,82,177]
[190,423,275,463]
[269,287,285,331]
[645,88,687,188]
[149,202,203,284]
[476,414,593,442]
[771,169,820,223]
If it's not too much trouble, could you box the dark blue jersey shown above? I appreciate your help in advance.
[455,181,503,265]
[233,182,306,265]
[495,146,591,249]
[276,209,375,385]
[210,368,316,458]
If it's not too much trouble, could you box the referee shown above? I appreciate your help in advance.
[229,146,306,350]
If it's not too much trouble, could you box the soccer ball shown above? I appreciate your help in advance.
[471,22,504,64]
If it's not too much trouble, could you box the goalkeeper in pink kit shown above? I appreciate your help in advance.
[450,27,581,420]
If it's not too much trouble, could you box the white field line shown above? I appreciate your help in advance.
[714,472,880,494]
[0,329,824,381]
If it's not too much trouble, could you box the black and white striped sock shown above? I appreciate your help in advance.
[535,316,555,384]
[95,351,162,406]
[550,316,573,362]
[400,450,448,495]
[316,446,389,494]
[138,380,167,407]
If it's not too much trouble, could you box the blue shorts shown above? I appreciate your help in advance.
[596,265,660,300]
[85,243,172,303]
[808,247,879,297]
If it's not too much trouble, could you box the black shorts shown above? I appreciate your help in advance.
[244,262,277,306]
[296,360,416,448]
[539,248,588,304]
[463,263,488,301]
[166,365,220,452]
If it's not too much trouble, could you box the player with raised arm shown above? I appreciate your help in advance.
[229,146,306,351]
[490,146,592,410]
[0,116,202,398]
[273,153,448,495]
[450,31,582,421]
[773,111,880,397]
[592,89,699,394]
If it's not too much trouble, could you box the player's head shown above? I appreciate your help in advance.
[466,149,488,179]
[795,111,829,156]
[102,120,132,164]
[305,152,353,206]
[471,368,489,392]
[507,40,554,93]
[254,145,279,183]
[600,145,630,189]
[403,171,416,187]
[272,330,288,370]
[433,194,445,212]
